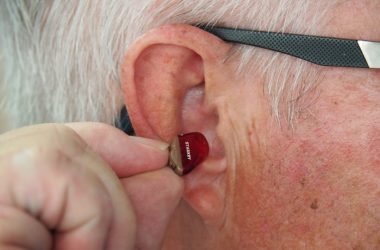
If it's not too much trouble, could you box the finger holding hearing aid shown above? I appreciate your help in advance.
[119,132,209,249]
[64,124,210,250]
[68,123,188,250]
[67,123,209,177]
[65,122,171,178]
[69,124,210,249]
[0,122,208,250]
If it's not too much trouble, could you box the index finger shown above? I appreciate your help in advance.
[65,122,169,177]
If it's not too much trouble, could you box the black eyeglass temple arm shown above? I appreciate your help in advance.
[199,26,380,69]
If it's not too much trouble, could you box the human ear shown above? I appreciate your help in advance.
[120,24,232,226]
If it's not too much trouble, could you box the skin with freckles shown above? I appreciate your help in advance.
[224,68,380,249]
[121,1,380,249]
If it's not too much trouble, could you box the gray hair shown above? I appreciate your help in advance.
[0,0,339,132]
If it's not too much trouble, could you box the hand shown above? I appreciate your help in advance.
[0,123,183,250]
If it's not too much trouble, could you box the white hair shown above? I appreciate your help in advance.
[0,0,339,132]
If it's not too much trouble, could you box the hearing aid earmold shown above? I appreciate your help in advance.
[168,132,209,176]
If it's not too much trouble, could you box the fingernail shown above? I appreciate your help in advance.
[129,136,169,151]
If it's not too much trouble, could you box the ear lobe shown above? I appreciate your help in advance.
[120,24,230,227]
[182,157,228,226]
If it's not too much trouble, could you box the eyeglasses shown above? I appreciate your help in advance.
[198,26,380,69]
[118,26,380,135]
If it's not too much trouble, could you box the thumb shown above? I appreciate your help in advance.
[121,168,184,250]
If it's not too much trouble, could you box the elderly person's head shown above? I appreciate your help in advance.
[1,1,380,248]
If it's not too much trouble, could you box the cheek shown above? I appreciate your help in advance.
[367,127,380,175]
[229,93,380,247]
[306,100,380,177]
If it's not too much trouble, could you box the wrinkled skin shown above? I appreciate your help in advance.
[160,2,380,249]
[229,69,380,249]
[162,66,380,250]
